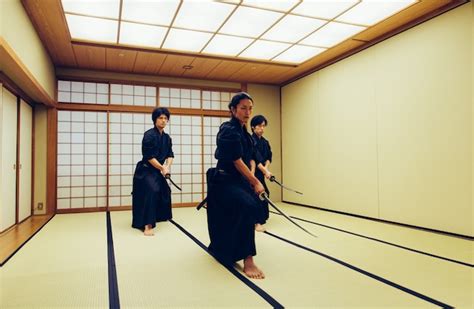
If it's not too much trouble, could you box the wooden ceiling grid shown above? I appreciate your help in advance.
[20,0,467,86]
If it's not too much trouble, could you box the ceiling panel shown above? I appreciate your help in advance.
[72,44,105,70]
[106,48,137,72]
[133,51,167,75]
[21,0,466,86]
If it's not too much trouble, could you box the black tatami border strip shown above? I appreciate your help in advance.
[283,201,474,241]
[106,211,120,309]
[264,231,453,309]
[169,219,284,309]
[0,214,55,267]
[269,210,473,268]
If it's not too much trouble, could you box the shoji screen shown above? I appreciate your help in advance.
[108,112,147,208]
[57,111,108,210]
[167,115,203,205]
[203,116,228,196]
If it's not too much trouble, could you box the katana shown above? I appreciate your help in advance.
[269,176,303,195]
[165,174,182,191]
[259,192,317,238]
[196,197,207,210]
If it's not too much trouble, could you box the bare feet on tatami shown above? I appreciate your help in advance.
[144,224,154,236]
[255,223,266,232]
[243,256,265,279]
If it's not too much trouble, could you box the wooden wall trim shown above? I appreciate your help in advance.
[0,38,56,107]
[46,108,57,215]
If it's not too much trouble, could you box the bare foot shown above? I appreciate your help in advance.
[255,223,266,232]
[144,224,154,236]
[243,256,265,279]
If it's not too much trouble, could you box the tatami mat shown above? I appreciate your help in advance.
[0,213,109,308]
[277,202,473,264]
[173,207,467,308]
[110,211,271,308]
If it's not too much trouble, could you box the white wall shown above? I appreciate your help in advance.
[282,3,473,236]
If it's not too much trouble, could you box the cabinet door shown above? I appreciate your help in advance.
[18,99,32,222]
[1,87,18,231]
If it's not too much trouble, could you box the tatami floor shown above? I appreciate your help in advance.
[1,203,472,308]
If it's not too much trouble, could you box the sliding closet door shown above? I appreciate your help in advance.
[0,87,18,231]
[18,99,33,222]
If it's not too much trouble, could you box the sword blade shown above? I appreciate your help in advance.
[270,177,303,195]
[165,174,182,191]
[260,193,317,238]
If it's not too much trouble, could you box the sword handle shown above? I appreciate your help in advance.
[259,192,268,201]
[269,176,276,182]
[165,173,171,179]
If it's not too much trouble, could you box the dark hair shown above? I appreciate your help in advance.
[152,107,170,123]
[228,92,253,110]
[250,115,268,130]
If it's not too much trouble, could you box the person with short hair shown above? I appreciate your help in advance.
[250,115,273,231]
[132,107,174,236]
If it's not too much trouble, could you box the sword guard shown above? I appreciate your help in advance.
[269,176,276,182]
[165,173,171,179]
[259,192,268,201]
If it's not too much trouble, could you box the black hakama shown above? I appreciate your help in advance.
[206,117,261,265]
[252,133,273,224]
[132,127,174,230]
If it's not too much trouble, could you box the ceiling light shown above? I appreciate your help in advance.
[173,1,236,32]
[121,0,180,26]
[336,0,418,26]
[242,0,299,12]
[62,0,120,19]
[66,14,118,43]
[273,45,326,63]
[301,21,365,48]
[162,28,213,52]
[219,6,283,38]
[119,22,168,48]
[262,14,326,43]
[239,40,291,60]
[291,0,359,20]
[203,34,254,56]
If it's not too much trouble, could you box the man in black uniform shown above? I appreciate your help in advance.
[206,92,266,279]
[132,107,174,236]
[251,115,273,232]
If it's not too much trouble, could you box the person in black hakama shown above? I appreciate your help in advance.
[251,115,273,232]
[206,92,266,279]
[132,107,174,236]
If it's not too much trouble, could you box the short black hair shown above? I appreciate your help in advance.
[152,107,170,123]
[228,92,253,110]
[251,115,268,129]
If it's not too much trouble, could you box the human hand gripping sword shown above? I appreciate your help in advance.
[165,174,182,191]
[269,176,303,195]
[259,192,317,238]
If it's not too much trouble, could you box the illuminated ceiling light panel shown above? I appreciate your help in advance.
[336,0,418,26]
[173,1,236,32]
[66,14,118,43]
[242,0,300,12]
[219,6,283,38]
[119,22,168,48]
[203,34,254,57]
[162,28,213,52]
[239,40,291,60]
[121,0,180,26]
[301,21,365,48]
[262,14,326,43]
[61,0,120,19]
[273,44,326,63]
[291,0,359,20]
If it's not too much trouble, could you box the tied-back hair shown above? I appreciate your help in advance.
[228,92,253,132]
